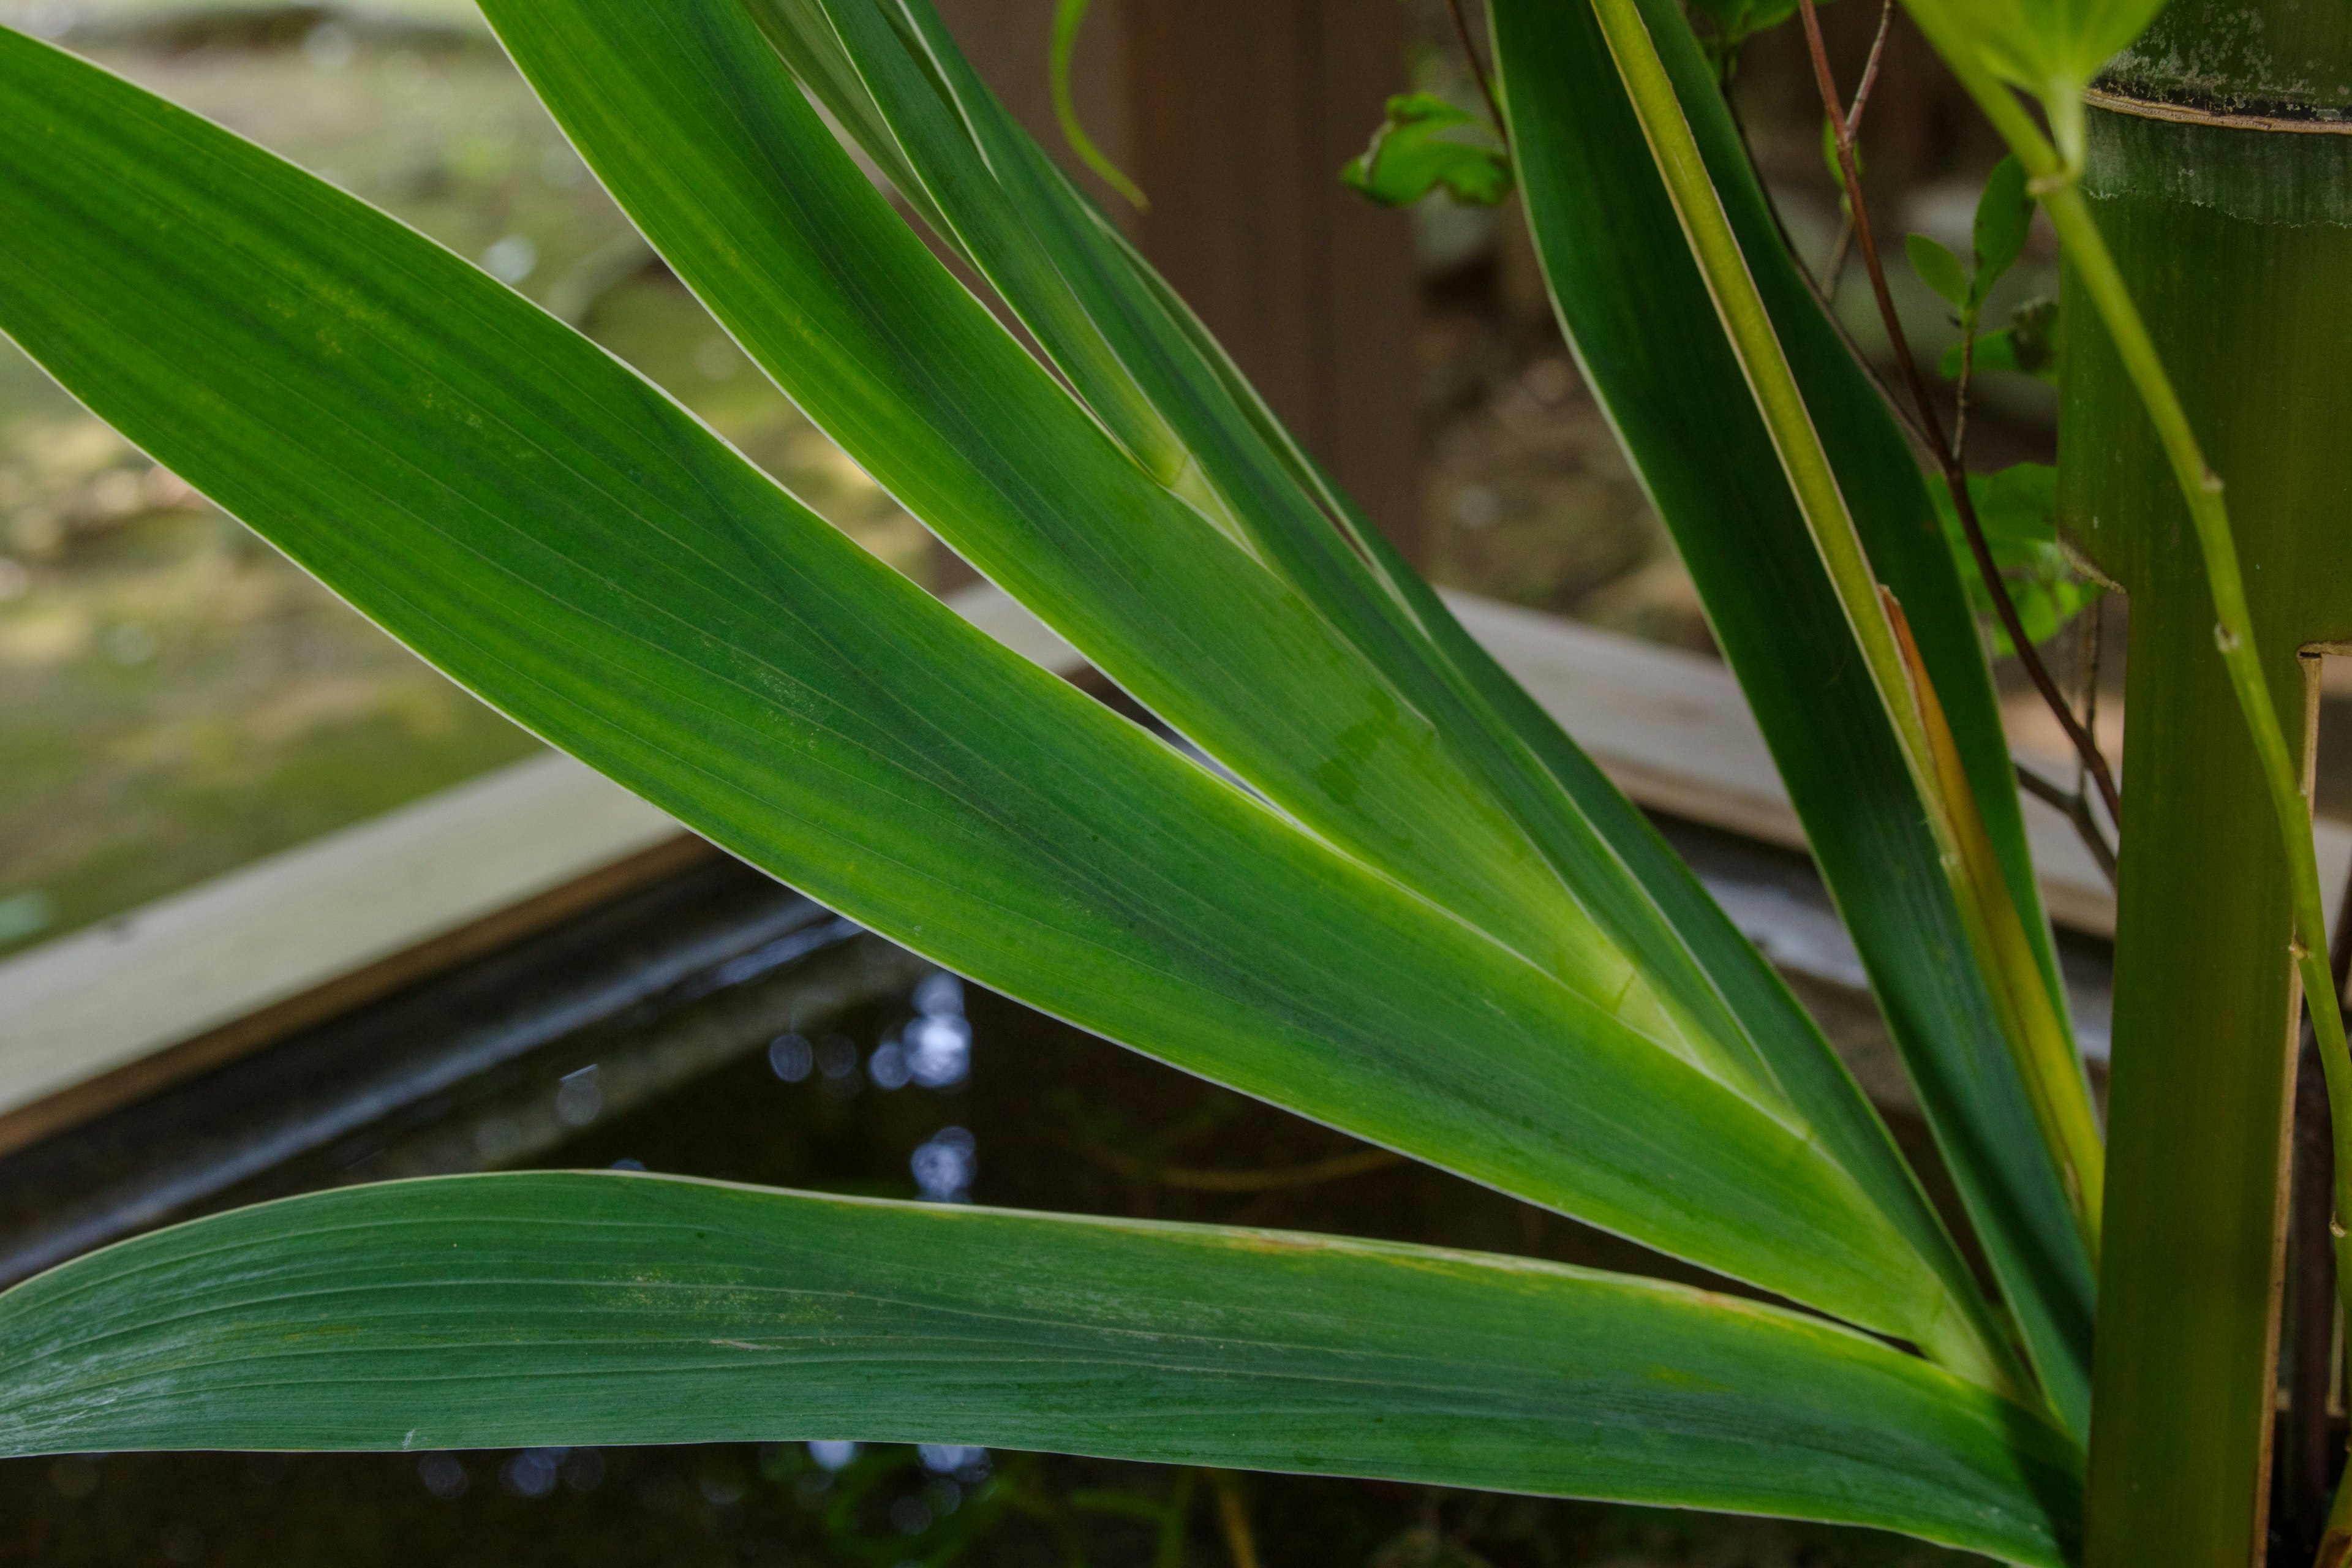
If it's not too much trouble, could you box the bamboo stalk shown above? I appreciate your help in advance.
[1934,6,2352,1556]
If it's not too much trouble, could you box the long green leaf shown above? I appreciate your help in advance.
[1489,0,2094,1432]
[0,1172,2081,1566]
[0,25,1980,1363]
[760,0,1814,1116]
[502,0,1667,1054]
[473,0,2016,1390]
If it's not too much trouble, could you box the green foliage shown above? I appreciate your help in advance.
[1929,464,2104,654]
[1912,156,2035,322]
[1972,155,2034,306]
[1494,0,2093,1437]
[0,0,2149,1556]
[1687,0,1822,78]
[1341,91,1512,206]
[1898,0,2166,101]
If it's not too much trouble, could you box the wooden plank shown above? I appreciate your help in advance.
[0,584,1083,1151]
[1438,590,2352,941]
[1123,0,1422,556]
[912,2,1423,576]
[5,581,2315,1147]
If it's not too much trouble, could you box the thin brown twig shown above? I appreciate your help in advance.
[1443,0,1507,145]
[1794,0,2124,834]
[1823,214,1854,300]
[2082,597,2104,776]
[1843,0,1897,140]
[2016,762,2119,883]
[1815,0,1890,305]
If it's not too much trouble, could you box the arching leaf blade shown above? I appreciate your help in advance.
[475,0,2014,1387]
[1489,0,2095,1433]
[0,1172,2080,1568]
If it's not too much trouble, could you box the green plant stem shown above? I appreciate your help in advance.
[2051,170,2352,1300]
[1951,63,2352,1302]
[1588,0,2104,1267]
[1949,83,2352,1543]
[2060,190,2352,1278]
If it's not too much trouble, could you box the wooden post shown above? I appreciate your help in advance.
[932,0,1424,589]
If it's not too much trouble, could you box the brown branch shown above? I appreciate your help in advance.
[1795,0,2124,834]
[2016,763,2119,886]
[1444,0,1507,145]
[1844,0,1897,140]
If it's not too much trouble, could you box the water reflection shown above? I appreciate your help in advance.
[417,1452,467,1501]
[765,1031,813,1083]
[554,1065,601,1128]
[912,1126,976,1202]
[501,1447,563,1498]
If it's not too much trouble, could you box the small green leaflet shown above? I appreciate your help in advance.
[1912,160,2033,322]
[1342,91,1511,207]
[1907,233,1971,310]
[1970,156,2032,309]
[1929,464,2101,654]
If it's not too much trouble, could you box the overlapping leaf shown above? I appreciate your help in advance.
[1490,0,2095,1432]
[0,24,1996,1371]
[0,1172,2080,1566]
[475,0,2013,1388]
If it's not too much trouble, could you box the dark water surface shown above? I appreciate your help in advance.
[0,863,1983,1568]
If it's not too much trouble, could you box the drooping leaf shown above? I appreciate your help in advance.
[1341,91,1512,207]
[1049,0,1146,209]
[1898,0,2166,140]
[0,1172,2081,1567]
[1970,154,2034,309]
[480,0,2030,1381]
[1490,0,2095,1436]
[0,23,1996,1373]
[714,0,1868,1160]
[1908,232,1972,310]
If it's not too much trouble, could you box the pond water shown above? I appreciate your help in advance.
[0,859,1985,1567]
